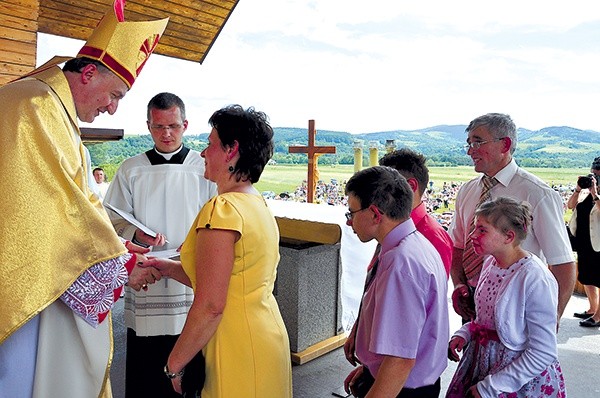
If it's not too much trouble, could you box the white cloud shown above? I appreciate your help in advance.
[36,0,600,134]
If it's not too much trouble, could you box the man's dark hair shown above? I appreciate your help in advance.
[209,104,274,184]
[379,148,429,196]
[147,92,186,121]
[63,57,109,74]
[345,166,412,221]
[92,167,104,173]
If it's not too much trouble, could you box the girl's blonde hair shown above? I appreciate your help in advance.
[475,197,533,244]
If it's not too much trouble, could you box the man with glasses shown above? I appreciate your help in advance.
[449,113,575,325]
[343,166,448,397]
[344,149,453,368]
[104,92,217,397]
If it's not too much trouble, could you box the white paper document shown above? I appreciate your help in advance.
[148,248,180,260]
[104,203,169,243]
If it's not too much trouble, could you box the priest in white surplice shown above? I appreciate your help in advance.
[104,92,217,398]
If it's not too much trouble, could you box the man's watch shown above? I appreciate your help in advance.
[164,364,184,379]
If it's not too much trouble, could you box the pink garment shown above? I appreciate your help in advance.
[411,202,453,277]
[468,322,499,347]
[446,257,566,398]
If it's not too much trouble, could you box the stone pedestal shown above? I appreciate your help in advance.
[271,215,344,359]
[274,240,343,353]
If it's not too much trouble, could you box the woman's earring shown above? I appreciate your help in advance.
[228,165,235,173]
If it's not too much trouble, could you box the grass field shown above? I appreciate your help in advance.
[254,164,589,195]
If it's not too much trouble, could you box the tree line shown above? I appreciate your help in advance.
[86,125,600,174]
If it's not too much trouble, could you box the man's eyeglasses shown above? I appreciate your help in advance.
[345,207,367,221]
[463,138,504,151]
[149,123,183,131]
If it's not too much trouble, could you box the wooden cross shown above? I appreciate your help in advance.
[289,120,336,203]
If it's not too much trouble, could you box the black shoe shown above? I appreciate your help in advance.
[579,317,600,327]
[574,311,594,319]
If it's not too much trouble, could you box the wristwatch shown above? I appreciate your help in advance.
[164,364,185,379]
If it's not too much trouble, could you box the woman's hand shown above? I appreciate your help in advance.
[171,375,183,394]
[166,361,184,394]
[142,257,178,278]
[344,365,364,396]
[127,254,161,291]
[448,336,466,362]
[141,257,191,286]
[142,257,193,287]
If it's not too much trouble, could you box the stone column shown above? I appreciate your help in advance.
[369,140,379,167]
[353,140,363,173]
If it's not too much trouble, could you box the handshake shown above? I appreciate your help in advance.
[124,238,184,291]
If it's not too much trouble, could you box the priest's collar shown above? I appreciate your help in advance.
[155,145,183,160]
[145,145,190,165]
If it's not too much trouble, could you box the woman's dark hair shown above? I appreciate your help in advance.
[209,105,274,183]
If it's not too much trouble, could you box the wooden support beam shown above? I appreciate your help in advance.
[80,127,124,142]
[290,333,347,365]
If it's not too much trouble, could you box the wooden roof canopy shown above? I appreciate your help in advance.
[0,0,239,85]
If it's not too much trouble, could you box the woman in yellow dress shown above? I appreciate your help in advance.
[147,105,292,397]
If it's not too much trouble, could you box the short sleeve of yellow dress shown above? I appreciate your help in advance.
[179,192,292,398]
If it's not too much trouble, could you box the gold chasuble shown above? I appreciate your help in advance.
[0,66,126,345]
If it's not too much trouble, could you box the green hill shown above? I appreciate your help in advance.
[86,125,600,170]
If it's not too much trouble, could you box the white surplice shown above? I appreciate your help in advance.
[104,149,217,336]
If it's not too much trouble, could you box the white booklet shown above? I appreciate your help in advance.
[104,203,169,243]
[148,248,180,260]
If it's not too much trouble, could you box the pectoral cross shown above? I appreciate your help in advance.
[289,120,336,203]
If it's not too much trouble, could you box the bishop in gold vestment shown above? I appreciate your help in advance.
[0,1,168,396]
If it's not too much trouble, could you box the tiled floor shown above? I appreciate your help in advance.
[110,292,600,397]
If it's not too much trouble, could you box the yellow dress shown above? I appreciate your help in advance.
[180,192,292,398]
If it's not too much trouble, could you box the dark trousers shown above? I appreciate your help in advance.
[356,367,441,398]
[125,328,205,398]
[397,378,441,398]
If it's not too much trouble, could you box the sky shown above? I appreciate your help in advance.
[37,0,600,136]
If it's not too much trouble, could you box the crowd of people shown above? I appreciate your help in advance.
[0,1,595,397]
[277,174,582,233]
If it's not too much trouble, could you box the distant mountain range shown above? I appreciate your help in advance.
[263,125,600,168]
[88,125,600,169]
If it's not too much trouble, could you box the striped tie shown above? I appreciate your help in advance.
[462,175,498,284]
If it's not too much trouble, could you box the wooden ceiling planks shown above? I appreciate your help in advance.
[0,0,39,80]
[37,0,239,63]
[0,0,238,85]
